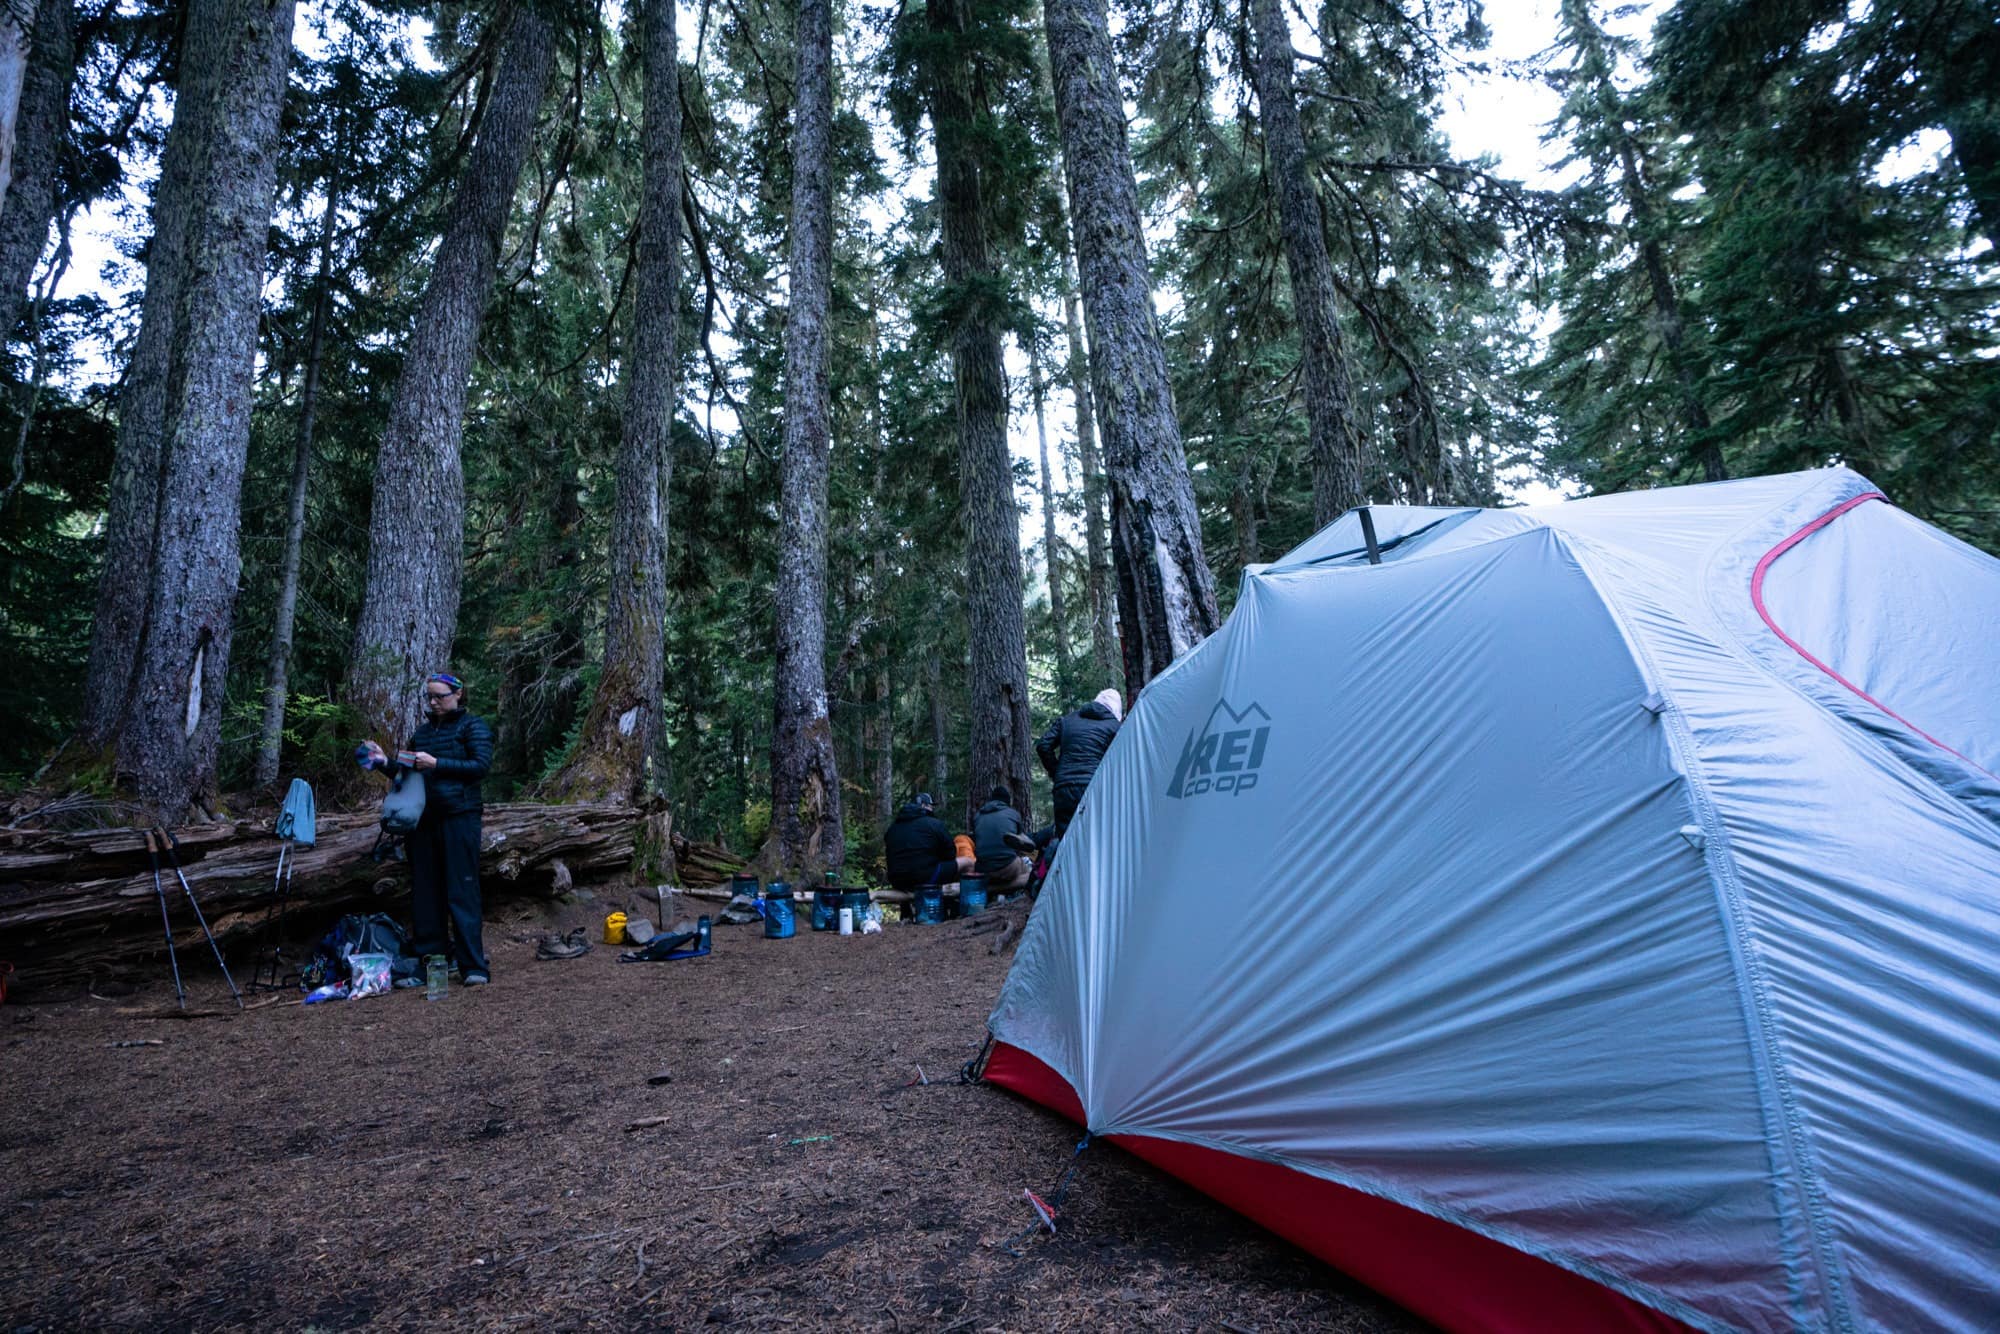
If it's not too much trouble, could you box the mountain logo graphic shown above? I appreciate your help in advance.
[1166,699,1273,800]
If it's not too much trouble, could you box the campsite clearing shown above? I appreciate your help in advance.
[0,897,1417,1332]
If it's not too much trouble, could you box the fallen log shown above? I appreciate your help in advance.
[0,803,668,987]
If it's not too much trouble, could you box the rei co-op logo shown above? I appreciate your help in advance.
[1166,698,1273,799]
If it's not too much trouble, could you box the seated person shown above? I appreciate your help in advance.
[971,786,1032,893]
[883,792,972,893]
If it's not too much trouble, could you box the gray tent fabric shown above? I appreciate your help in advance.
[990,468,2000,1333]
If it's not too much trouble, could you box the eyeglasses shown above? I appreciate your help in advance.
[425,689,457,700]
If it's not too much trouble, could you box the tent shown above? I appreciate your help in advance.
[985,467,2000,1333]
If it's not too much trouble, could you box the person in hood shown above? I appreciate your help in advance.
[883,792,973,895]
[971,786,1032,893]
[360,672,494,985]
[1035,687,1122,834]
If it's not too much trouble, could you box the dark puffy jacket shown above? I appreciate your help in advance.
[883,802,955,882]
[1035,700,1120,794]
[399,710,493,818]
[971,799,1027,873]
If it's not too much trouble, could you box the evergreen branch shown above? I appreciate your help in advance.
[680,178,745,422]
[719,0,795,107]
[501,47,590,294]
[1182,199,1265,235]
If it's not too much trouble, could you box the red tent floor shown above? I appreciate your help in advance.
[984,1040,1698,1334]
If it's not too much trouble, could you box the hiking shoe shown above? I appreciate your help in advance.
[393,975,423,990]
[1003,833,1039,857]
[535,930,590,961]
[463,971,489,986]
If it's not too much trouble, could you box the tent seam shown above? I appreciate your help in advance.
[1702,482,2000,833]
[1563,528,1852,1334]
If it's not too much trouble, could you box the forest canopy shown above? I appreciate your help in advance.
[0,0,1993,865]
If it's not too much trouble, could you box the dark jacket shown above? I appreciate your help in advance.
[884,802,955,883]
[1035,700,1121,794]
[971,799,1027,873]
[398,709,493,818]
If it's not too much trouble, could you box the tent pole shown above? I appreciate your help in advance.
[1358,506,1382,565]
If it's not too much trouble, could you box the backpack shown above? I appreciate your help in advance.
[380,768,426,834]
[302,912,419,989]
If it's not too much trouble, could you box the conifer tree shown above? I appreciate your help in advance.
[543,0,685,807]
[904,0,1036,823]
[770,0,843,874]
[1245,0,1364,525]
[1531,0,1723,488]
[1042,0,1218,695]
[347,7,558,741]
[76,0,294,815]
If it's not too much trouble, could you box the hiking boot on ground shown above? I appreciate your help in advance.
[463,971,489,986]
[535,929,590,961]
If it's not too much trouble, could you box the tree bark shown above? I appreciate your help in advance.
[867,295,895,829]
[1042,0,1219,699]
[1029,340,1071,698]
[1063,273,1117,683]
[928,0,1033,828]
[1034,25,1117,684]
[1245,0,1364,526]
[79,3,211,751]
[0,0,33,219]
[768,0,843,877]
[76,0,294,819]
[0,0,68,345]
[346,8,557,741]
[1230,452,1260,574]
[254,183,338,790]
[928,650,949,800]
[543,0,682,808]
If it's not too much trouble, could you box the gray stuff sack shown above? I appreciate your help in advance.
[380,769,426,834]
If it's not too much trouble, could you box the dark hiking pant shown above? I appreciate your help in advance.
[1052,784,1086,835]
[409,810,488,976]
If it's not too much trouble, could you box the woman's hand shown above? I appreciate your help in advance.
[362,740,387,766]
[411,751,438,771]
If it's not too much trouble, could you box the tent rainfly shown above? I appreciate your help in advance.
[985,467,2000,1334]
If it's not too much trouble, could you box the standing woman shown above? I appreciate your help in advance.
[362,672,495,984]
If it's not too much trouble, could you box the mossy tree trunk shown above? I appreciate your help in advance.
[75,0,294,819]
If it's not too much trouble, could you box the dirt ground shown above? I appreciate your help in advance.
[0,892,1424,1333]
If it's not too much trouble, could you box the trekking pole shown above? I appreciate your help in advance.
[157,827,245,1010]
[144,829,187,1011]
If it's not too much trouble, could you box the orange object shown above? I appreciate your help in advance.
[954,833,975,861]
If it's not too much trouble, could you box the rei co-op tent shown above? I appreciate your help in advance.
[984,468,2000,1333]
